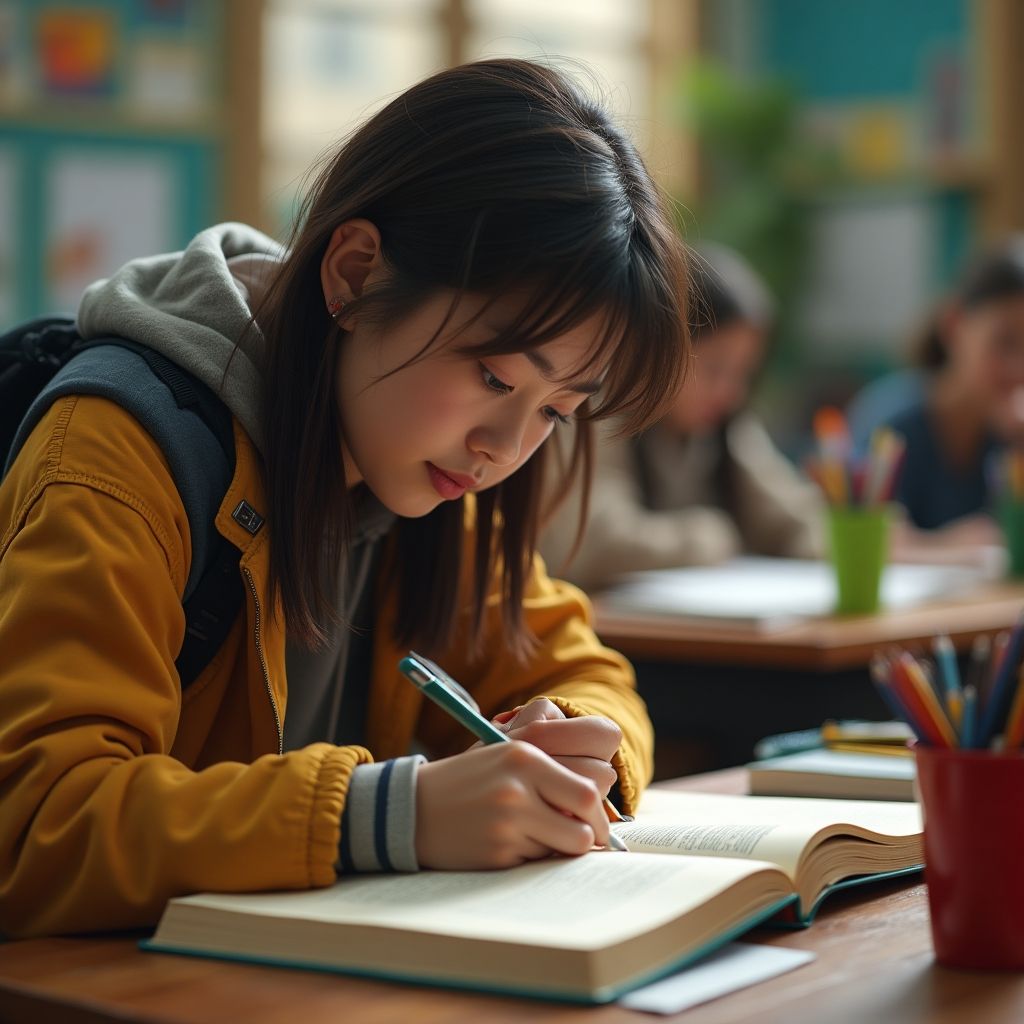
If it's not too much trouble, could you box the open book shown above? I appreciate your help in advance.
[144,790,922,1004]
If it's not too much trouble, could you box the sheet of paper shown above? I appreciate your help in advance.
[619,942,815,1014]
[602,556,986,627]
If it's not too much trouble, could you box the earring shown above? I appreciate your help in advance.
[327,295,346,320]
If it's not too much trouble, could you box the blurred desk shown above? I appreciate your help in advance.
[1,770,1019,1024]
[594,582,1024,777]
[594,581,1024,672]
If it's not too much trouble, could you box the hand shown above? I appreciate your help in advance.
[492,698,622,798]
[415,741,611,869]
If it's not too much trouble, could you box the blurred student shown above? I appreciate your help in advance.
[539,244,822,592]
[847,237,1024,549]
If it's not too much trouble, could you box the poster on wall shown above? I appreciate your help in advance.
[45,149,174,311]
[0,148,16,324]
[796,195,934,354]
[37,7,118,97]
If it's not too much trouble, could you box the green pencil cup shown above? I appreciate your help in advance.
[998,499,1024,578]
[827,506,890,615]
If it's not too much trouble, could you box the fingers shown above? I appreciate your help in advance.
[505,714,622,762]
[524,801,601,858]
[518,744,611,849]
[548,754,618,796]
[415,739,617,872]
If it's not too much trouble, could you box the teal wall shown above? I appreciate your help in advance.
[759,0,968,100]
[755,0,977,295]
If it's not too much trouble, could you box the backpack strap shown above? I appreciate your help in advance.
[6,341,242,688]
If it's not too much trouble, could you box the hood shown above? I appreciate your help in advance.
[76,223,285,453]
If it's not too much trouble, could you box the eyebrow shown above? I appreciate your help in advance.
[523,349,603,395]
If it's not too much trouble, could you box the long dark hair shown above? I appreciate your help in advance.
[915,235,1024,371]
[688,243,775,342]
[635,244,773,510]
[255,59,690,656]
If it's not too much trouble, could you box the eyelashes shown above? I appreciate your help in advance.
[479,363,572,426]
[480,364,514,395]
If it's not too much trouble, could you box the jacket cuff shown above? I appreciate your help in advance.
[337,755,426,874]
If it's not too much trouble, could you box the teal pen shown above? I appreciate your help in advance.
[399,652,630,852]
[960,684,978,749]
[932,634,962,710]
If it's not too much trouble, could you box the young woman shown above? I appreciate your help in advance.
[0,59,689,937]
[540,244,821,592]
[848,237,1024,547]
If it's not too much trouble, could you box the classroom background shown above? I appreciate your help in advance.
[2,0,1021,458]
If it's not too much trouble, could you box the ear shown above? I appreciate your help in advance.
[320,219,384,323]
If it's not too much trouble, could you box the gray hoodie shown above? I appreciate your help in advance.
[77,223,421,874]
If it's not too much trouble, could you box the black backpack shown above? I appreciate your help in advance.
[0,316,245,687]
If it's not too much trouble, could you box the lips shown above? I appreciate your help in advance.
[427,463,475,500]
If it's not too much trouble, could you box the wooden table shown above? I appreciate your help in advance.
[2,769,1021,1024]
[594,581,1024,672]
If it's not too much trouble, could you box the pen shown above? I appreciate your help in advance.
[977,616,1024,747]
[399,651,630,852]
[960,684,978,749]
[932,634,962,711]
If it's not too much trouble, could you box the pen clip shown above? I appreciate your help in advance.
[408,651,482,713]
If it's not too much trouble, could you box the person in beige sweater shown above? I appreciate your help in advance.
[540,244,823,592]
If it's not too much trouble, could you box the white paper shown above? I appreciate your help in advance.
[619,942,815,1014]
[45,150,174,311]
[603,556,985,629]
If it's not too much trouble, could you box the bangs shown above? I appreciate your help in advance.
[447,248,690,437]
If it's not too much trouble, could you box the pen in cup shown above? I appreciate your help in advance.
[398,651,630,852]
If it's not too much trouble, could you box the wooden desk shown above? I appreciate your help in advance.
[2,770,1022,1024]
[594,581,1024,672]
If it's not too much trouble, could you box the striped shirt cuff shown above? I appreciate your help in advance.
[337,754,425,874]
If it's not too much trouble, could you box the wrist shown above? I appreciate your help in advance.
[337,754,426,874]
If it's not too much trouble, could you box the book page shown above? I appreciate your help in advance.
[615,790,922,879]
[169,852,789,951]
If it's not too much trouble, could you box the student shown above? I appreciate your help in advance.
[847,237,1024,547]
[539,244,822,592]
[0,59,690,937]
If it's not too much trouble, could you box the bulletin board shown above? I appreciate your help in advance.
[0,0,224,322]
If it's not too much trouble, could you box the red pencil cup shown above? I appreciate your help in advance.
[915,744,1024,969]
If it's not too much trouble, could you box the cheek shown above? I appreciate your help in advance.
[373,368,472,439]
[523,420,555,460]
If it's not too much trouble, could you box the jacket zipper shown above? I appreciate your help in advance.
[244,566,282,755]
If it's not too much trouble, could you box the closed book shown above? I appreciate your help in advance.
[749,749,916,801]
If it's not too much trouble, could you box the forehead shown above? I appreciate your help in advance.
[697,321,764,362]
[971,295,1024,327]
[455,289,616,378]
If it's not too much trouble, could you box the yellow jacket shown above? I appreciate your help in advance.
[0,395,652,938]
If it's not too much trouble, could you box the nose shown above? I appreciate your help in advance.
[467,412,526,468]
